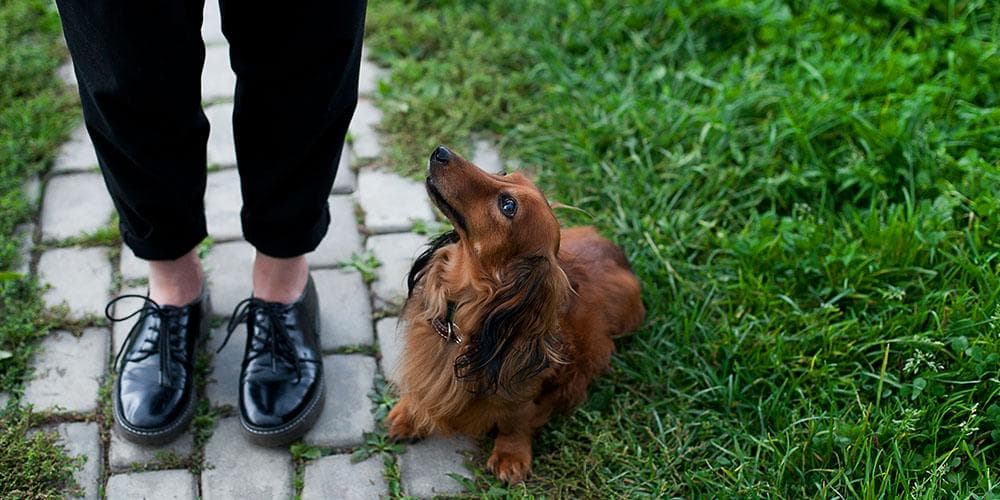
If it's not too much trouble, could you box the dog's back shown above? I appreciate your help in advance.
[558,226,645,338]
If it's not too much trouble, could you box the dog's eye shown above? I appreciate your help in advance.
[498,194,517,219]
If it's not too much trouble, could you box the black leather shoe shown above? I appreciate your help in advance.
[108,288,210,445]
[218,276,324,446]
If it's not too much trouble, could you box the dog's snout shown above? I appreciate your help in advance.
[430,145,452,166]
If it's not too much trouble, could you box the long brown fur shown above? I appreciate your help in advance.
[386,147,645,484]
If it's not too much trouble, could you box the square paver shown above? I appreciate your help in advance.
[58,60,77,87]
[304,355,376,448]
[348,99,382,159]
[37,247,113,319]
[110,285,146,352]
[119,245,147,282]
[22,329,109,414]
[206,325,241,409]
[204,168,243,241]
[202,417,293,500]
[23,175,42,208]
[356,170,434,233]
[358,58,387,97]
[376,317,404,385]
[202,44,235,101]
[312,268,372,349]
[307,195,362,268]
[52,124,98,172]
[106,469,197,500]
[331,145,355,194]
[302,453,386,500]
[202,240,254,315]
[53,422,102,500]
[14,223,34,276]
[40,172,115,241]
[472,139,504,173]
[202,0,225,45]
[206,103,236,168]
[400,436,476,498]
[108,429,194,472]
[366,233,429,307]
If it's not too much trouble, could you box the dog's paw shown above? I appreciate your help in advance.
[386,403,423,441]
[487,449,532,484]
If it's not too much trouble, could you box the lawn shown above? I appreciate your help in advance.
[367,0,1000,496]
[0,0,85,495]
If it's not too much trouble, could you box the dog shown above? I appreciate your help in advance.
[386,146,645,484]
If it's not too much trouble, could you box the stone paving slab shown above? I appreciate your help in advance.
[111,285,146,352]
[400,436,477,498]
[357,170,435,233]
[53,422,102,500]
[206,325,241,409]
[205,103,236,168]
[106,469,198,500]
[366,232,429,307]
[472,139,504,174]
[58,60,77,87]
[37,247,112,319]
[376,316,404,385]
[15,223,33,275]
[40,172,114,241]
[348,99,382,159]
[304,354,376,448]
[119,245,147,282]
[202,417,293,500]
[302,453,387,500]
[332,146,356,194]
[202,240,254,315]
[0,392,10,408]
[52,124,98,172]
[307,195,362,268]
[312,268,372,349]
[358,58,387,97]
[202,44,236,101]
[22,329,108,414]
[202,0,225,46]
[23,175,41,208]
[204,168,242,240]
[108,429,194,472]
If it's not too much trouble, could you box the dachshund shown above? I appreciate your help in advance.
[386,146,645,484]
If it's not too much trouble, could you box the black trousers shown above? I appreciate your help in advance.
[55,0,366,260]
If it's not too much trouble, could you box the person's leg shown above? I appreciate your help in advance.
[220,0,366,303]
[56,0,210,445]
[215,0,366,445]
[56,0,209,306]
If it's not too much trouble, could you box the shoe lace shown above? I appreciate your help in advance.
[217,297,304,383]
[105,295,188,389]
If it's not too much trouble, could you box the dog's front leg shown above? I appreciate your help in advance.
[386,396,426,440]
[487,427,533,484]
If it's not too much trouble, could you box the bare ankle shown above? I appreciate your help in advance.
[147,249,205,306]
[253,252,308,303]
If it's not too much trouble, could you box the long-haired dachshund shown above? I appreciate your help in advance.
[386,146,645,484]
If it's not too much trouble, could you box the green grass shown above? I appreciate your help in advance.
[0,0,83,496]
[0,0,76,395]
[367,0,1000,496]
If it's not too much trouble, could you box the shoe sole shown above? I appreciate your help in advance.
[239,376,326,447]
[112,293,211,446]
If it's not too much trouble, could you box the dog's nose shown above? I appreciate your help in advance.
[430,145,451,166]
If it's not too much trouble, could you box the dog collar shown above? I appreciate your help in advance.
[431,301,461,344]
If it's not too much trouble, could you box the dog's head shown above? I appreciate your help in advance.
[423,145,562,269]
[408,146,569,395]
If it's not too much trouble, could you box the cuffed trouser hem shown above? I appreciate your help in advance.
[122,224,208,262]
[242,202,331,259]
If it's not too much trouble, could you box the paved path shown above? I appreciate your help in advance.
[11,5,508,498]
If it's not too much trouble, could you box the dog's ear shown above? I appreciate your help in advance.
[407,230,459,298]
[454,255,569,395]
